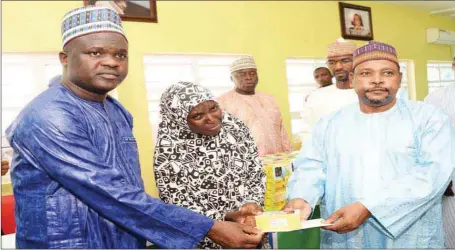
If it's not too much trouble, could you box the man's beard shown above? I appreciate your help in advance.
[334,71,349,82]
[362,89,394,107]
[320,82,332,87]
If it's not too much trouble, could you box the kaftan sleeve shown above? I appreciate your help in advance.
[423,89,443,106]
[359,109,455,239]
[8,107,214,249]
[286,118,328,209]
[279,115,292,152]
[216,94,228,111]
[268,96,292,152]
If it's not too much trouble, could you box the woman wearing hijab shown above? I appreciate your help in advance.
[154,82,266,249]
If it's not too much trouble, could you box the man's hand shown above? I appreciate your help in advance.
[322,202,371,234]
[1,160,10,176]
[224,202,263,227]
[207,220,264,249]
[282,198,312,220]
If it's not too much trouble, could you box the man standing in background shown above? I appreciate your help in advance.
[313,67,333,88]
[424,55,455,249]
[217,55,291,156]
[305,67,334,102]
[300,39,358,145]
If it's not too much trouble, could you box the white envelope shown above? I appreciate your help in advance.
[301,218,333,229]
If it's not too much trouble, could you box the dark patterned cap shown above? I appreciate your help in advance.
[353,41,398,69]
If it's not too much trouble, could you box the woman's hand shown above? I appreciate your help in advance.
[225,202,263,227]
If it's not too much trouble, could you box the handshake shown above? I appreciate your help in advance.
[206,202,265,249]
[205,198,372,248]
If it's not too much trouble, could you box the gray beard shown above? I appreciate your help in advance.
[362,93,394,107]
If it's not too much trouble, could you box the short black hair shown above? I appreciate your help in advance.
[314,67,332,75]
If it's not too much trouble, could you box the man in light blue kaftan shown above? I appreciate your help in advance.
[424,56,455,248]
[285,41,455,248]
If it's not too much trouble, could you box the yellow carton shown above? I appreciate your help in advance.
[260,151,298,211]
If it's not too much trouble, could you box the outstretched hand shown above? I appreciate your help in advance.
[207,220,264,249]
[225,202,263,227]
[282,198,312,220]
[322,202,371,234]
[1,160,10,176]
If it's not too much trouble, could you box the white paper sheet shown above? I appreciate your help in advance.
[301,218,333,229]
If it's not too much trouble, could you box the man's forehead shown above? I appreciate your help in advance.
[327,55,353,61]
[356,59,399,70]
[234,68,257,73]
[70,32,128,48]
[315,68,330,74]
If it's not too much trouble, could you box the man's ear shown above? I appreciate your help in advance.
[349,72,354,88]
[59,51,68,67]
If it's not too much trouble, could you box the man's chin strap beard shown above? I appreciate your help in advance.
[363,94,393,107]
[235,88,255,95]
[336,79,351,89]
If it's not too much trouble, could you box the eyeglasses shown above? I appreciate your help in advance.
[327,58,353,66]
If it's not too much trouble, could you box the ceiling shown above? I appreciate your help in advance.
[382,1,455,18]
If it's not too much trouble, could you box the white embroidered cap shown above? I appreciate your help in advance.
[230,55,257,73]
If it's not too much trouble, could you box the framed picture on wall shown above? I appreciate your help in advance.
[339,2,373,41]
[84,0,157,23]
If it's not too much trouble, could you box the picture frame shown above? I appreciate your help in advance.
[84,0,157,23]
[338,2,373,41]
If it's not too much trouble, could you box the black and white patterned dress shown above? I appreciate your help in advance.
[153,82,266,249]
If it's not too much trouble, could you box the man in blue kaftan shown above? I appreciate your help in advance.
[5,5,263,249]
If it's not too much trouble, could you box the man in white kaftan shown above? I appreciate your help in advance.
[424,56,455,248]
[300,39,358,145]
